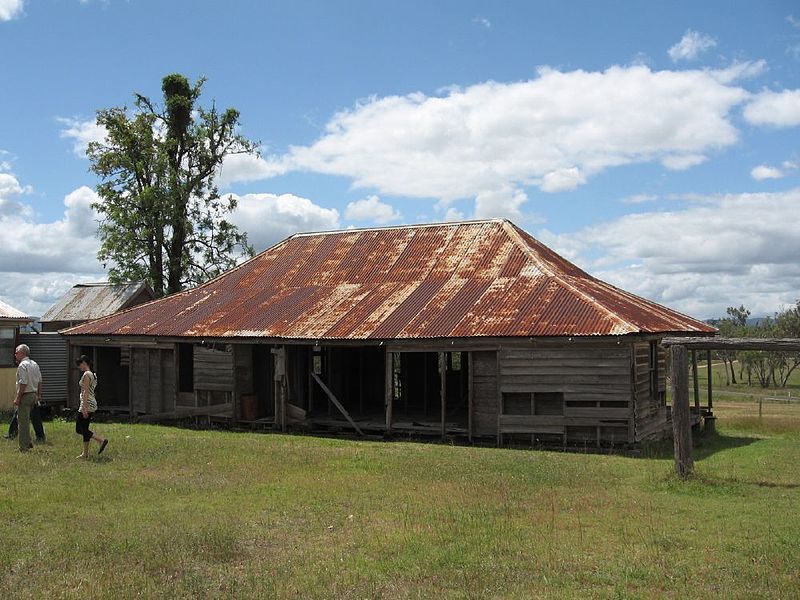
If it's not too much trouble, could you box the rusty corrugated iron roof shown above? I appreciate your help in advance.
[41,281,154,323]
[63,219,716,340]
[0,299,31,322]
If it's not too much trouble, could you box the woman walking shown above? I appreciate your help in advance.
[75,355,108,459]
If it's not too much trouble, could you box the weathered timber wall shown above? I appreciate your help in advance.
[194,346,233,395]
[471,350,498,436]
[498,345,633,444]
[130,347,176,414]
[632,342,668,442]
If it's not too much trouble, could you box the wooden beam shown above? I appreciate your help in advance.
[670,345,693,478]
[310,372,364,437]
[662,337,800,351]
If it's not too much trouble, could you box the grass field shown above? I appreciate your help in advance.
[1,403,799,599]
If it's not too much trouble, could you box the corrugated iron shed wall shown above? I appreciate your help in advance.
[64,219,716,340]
[18,333,69,404]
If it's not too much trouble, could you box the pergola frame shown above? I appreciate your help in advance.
[661,337,800,478]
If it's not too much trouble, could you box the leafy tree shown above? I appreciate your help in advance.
[716,305,750,384]
[771,301,800,387]
[87,74,256,297]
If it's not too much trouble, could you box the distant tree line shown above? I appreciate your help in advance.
[709,302,800,388]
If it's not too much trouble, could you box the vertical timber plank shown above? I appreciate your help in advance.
[670,345,693,478]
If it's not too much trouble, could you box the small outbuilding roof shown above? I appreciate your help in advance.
[41,281,154,324]
[0,299,31,323]
[63,219,716,340]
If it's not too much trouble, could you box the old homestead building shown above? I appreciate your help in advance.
[62,219,716,446]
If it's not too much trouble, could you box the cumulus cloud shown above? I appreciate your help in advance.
[668,30,717,62]
[217,152,290,187]
[0,0,23,21]
[58,117,107,156]
[751,165,784,180]
[228,192,340,251]
[344,195,401,225]
[472,16,491,29]
[743,89,800,127]
[0,185,107,316]
[269,64,750,217]
[0,171,33,217]
[539,189,800,318]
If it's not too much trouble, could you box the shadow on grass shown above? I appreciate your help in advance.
[640,430,760,461]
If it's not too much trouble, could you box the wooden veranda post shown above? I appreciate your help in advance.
[670,344,693,478]
[385,348,393,435]
[439,352,447,440]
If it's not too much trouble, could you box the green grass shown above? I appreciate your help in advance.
[1,405,799,599]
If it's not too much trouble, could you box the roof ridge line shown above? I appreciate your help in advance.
[501,221,641,334]
[290,218,507,238]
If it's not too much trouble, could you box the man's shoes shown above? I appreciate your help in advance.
[98,439,108,455]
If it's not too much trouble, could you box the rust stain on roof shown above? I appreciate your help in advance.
[64,219,716,340]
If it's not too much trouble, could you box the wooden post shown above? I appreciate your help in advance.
[706,350,713,411]
[423,355,428,416]
[358,348,364,416]
[439,352,447,440]
[385,348,393,434]
[692,349,700,414]
[467,352,474,443]
[670,344,693,478]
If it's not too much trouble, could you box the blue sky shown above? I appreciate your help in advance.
[1,0,798,319]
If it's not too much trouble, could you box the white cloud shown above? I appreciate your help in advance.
[0,170,33,218]
[0,0,23,21]
[743,89,800,127]
[710,59,767,84]
[58,117,107,156]
[540,167,586,192]
[218,152,290,187]
[620,193,657,204]
[228,192,340,251]
[751,165,784,180]
[661,153,708,170]
[668,30,717,62]
[272,64,748,217]
[472,16,491,29]
[0,185,106,316]
[540,189,800,318]
[344,195,401,224]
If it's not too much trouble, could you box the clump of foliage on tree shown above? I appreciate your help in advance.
[87,73,257,297]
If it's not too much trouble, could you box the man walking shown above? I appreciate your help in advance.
[13,344,42,453]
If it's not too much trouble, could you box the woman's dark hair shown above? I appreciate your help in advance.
[75,355,94,371]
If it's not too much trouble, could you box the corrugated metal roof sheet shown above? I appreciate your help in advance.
[0,299,30,321]
[63,219,716,340]
[41,281,153,323]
